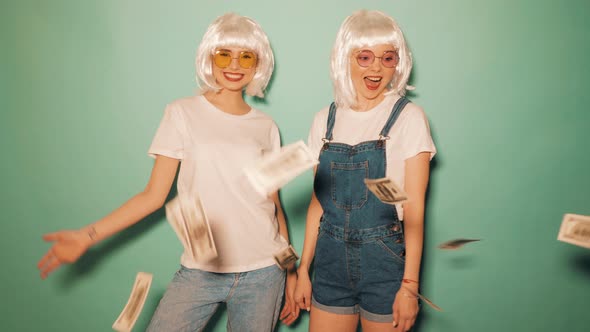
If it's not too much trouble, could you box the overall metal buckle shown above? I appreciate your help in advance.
[321,138,331,150]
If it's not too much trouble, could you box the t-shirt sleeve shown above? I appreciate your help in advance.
[148,104,184,160]
[400,106,437,161]
[307,111,327,159]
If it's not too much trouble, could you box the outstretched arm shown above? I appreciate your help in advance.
[37,155,180,279]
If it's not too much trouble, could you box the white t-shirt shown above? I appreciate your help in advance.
[149,95,286,273]
[307,94,437,220]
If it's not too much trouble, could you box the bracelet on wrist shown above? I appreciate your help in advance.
[402,278,419,285]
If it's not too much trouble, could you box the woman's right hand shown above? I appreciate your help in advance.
[294,267,312,311]
[37,229,92,279]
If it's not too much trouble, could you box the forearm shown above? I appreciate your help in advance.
[401,202,424,281]
[401,152,430,284]
[82,155,179,246]
[82,191,165,245]
[271,193,290,244]
[299,192,323,272]
[270,192,298,275]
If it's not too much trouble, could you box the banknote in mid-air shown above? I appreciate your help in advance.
[364,177,408,205]
[438,238,481,250]
[558,213,590,249]
[244,140,319,196]
[112,272,153,332]
[273,245,300,270]
[165,195,218,261]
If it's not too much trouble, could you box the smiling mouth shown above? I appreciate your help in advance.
[223,72,244,82]
[364,76,382,90]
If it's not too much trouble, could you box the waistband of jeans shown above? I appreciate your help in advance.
[319,219,402,242]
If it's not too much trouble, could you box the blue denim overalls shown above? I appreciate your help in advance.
[311,97,410,321]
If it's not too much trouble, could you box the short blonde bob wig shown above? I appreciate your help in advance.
[331,10,413,109]
[195,13,274,98]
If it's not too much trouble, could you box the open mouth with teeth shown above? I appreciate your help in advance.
[223,72,245,82]
[364,76,382,90]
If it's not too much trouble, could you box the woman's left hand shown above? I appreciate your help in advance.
[392,286,419,331]
[279,270,300,325]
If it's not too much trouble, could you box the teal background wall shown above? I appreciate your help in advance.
[1,0,589,331]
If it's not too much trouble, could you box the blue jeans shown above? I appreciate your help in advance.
[146,264,285,332]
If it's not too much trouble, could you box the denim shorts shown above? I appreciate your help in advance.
[312,221,405,322]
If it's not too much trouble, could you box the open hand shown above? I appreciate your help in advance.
[37,230,91,279]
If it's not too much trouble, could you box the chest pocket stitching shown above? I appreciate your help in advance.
[330,160,369,210]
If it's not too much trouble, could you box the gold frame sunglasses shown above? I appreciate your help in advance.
[213,49,258,69]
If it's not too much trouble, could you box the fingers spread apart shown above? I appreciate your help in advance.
[38,248,62,279]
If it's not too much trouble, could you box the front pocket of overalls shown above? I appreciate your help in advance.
[313,231,348,289]
[330,161,369,209]
[376,235,406,265]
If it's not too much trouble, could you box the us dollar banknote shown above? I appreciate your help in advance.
[558,213,590,249]
[438,238,481,250]
[244,140,318,196]
[364,177,408,205]
[273,244,299,270]
[112,272,152,332]
[165,195,218,261]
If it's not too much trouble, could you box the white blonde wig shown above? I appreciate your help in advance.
[331,10,413,108]
[195,13,274,98]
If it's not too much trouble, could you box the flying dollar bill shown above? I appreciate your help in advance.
[273,244,300,270]
[244,140,319,196]
[165,195,218,261]
[364,177,408,205]
[112,272,153,332]
[438,238,481,250]
[558,213,590,249]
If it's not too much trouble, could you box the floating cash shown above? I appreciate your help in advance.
[112,272,153,332]
[364,178,408,205]
[166,198,190,251]
[165,195,218,261]
[244,140,319,196]
[402,286,443,312]
[438,238,481,250]
[274,245,300,270]
[558,213,590,249]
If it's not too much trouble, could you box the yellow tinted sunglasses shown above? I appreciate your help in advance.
[213,49,257,69]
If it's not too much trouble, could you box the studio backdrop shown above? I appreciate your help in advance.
[1,0,589,331]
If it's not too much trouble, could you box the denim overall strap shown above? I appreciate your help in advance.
[324,102,337,141]
[379,97,410,138]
